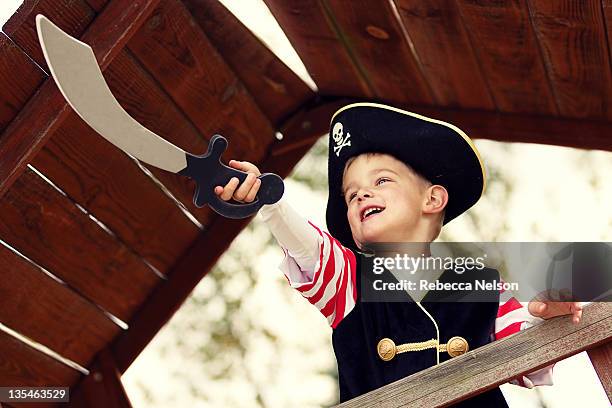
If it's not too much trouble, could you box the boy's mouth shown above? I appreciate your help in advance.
[361,206,385,222]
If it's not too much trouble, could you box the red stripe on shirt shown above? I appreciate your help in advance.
[347,247,357,302]
[295,222,358,327]
[331,250,351,328]
[497,297,523,317]
[307,231,338,304]
[495,321,523,339]
[296,222,327,293]
[319,288,337,318]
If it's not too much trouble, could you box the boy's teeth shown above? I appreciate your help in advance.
[363,207,383,219]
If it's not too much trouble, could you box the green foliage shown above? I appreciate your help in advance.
[287,136,329,192]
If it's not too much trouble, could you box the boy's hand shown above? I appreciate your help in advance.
[214,160,262,203]
[528,289,583,324]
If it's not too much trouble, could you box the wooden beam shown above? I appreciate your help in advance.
[416,106,612,151]
[267,99,612,152]
[603,0,612,117]
[528,0,612,119]
[323,0,434,104]
[268,97,344,158]
[106,214,250,374]
[264,0,373,97]
[0,33,46,133]
[339,302,611,407]
[29,64,205,274]
[4,0,207,275]
[456,0,557,115]
[126,0,274,164]
[0,169,160,322]
[394,0,494,110]
[183,0,315,124]
[587,342,612,403]
[0,0,160,200]
[84,0,110,13]
[3,0,95,57]
[69,349,132,408]
[2,0,216,230]
[0,243,120,367]
[0,330,81,388]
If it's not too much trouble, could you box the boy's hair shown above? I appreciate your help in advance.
[342,152,446,240]
[342,152,430,191]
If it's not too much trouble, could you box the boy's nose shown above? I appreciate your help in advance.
[357,191,372,201]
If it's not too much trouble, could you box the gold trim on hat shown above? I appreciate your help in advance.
[377,336,469,362]
[330,102,487,197]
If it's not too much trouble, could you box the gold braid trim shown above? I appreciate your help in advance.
[377,336,469,361]
[395,339,439,354]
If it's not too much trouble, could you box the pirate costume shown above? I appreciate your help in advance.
[260,103,554,405]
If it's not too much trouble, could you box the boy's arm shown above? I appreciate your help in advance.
[495,285,555,388]
[259,198,320,280]
[259,197,357,328]
[213,159,357,328]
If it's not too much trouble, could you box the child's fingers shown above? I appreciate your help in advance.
[244,178,261,203]
[530,298,584,323]
[233,173,257,201]
[570,302,583,324]
[528,300,546,317]
[228,159,243,170]
[551,290,582,323]
[530,300,561,319]
[218,177,240,201]
[228,160,262,176]
[573,309,582,324]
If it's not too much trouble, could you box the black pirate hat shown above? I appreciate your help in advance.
[326,102,486,249]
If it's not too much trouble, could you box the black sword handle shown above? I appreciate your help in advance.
[178,134,284,219]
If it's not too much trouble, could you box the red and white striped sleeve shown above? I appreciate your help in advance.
[259,199,358,329]
[280,222,357,328]
[495,284,555,388]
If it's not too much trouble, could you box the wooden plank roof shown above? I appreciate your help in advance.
[0,0,610,404]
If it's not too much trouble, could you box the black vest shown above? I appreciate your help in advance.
[332,254,509,406]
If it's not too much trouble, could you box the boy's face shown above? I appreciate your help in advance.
[342,153,430,249]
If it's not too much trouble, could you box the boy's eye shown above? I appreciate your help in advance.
[348,192,357,202]
[376,178,390,186]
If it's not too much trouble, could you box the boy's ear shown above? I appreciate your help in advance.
[422,184,448,215]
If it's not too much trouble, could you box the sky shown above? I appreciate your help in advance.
[0,1,20,27]
[0,0,610,407]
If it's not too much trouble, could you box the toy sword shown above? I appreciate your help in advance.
[35,15,284,219]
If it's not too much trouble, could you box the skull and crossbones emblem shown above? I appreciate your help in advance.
[332,122,351,156]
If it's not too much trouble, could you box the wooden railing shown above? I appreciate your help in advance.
[338,302,612,407]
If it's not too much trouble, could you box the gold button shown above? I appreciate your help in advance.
[446,336,469,357]
[377,338,396,361]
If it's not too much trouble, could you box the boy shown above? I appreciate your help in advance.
[215,103,583,406]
